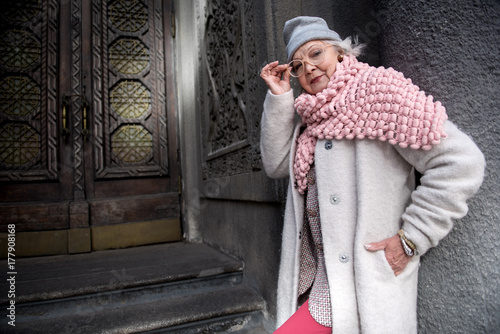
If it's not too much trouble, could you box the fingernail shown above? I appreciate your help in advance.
[364,244,371,250]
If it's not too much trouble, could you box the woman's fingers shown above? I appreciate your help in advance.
[273,64,289,76]
[364,240,387,251]
[260,61,291,95]
[282,64,291,82]
[260,61,278,78]
[261,61,289,78]
[365,235,412,276]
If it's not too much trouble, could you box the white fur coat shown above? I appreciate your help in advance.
[260,90,485,333]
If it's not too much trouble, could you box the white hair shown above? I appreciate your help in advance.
[325,36,365,57]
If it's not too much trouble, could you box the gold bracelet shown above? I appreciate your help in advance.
[398,229,416,251]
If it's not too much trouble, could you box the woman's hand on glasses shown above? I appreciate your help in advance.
[260,61,291,95]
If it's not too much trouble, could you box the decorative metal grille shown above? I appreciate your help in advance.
[109,38,149,74]
[110,80,151,119]
[111,125,152,163]
[0,29,41,69]
[0,76,40,117]
[0,0,41,23]
[109,0,147,32]
[0,123,40,166]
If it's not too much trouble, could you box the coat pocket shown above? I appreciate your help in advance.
[375,250,395,277]
[373,248,420,280]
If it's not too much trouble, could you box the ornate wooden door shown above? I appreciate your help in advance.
[0,0,181,256]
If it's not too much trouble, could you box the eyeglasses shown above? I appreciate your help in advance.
[287,44,333,77]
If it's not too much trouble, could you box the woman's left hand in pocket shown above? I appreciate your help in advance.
[365,235,412,276]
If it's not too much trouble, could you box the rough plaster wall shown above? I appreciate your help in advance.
[374,1,500,333]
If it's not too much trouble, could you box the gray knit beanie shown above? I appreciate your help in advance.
[283,16,342,62]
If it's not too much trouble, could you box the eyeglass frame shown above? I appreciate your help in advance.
[286,44,335,78]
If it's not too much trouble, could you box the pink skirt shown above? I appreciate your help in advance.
[274,300,332,334]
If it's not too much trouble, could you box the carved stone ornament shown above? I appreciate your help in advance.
[201,0,261,179]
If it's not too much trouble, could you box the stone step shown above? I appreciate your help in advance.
[10,283,265,333]
[1,242,243,304]
[17,272,244,323]
[0,242,268,333]
[154,311,269,333]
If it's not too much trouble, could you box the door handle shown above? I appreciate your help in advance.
[82,98,89,141]
[61,95,70,141]
[61,95,90,141]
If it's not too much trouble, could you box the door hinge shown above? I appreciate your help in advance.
[171,14,176,38]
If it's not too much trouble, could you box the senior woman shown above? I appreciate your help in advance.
[260,16,485,334]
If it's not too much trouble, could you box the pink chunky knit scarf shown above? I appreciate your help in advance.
[293,55,448,194]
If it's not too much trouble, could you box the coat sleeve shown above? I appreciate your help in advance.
[260,89,297,179]
[395,120,485,255]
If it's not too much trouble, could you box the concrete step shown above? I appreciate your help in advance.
[0,242,269,333]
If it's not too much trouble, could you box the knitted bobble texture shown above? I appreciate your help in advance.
[293,56,448,194]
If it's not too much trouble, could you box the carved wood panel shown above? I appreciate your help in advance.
[201,0,262,179]
[0,0,59,182]
[71,0,85,198]
[1,0,173,184]
[92,0,169,180]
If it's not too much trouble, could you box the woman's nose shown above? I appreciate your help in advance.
[303,61,316,73]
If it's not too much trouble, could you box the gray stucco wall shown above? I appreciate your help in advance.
[374,1,499,332]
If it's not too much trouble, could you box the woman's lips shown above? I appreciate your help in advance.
[310,75,323,84]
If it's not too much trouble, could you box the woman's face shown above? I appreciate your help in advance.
[291,40,339,95]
